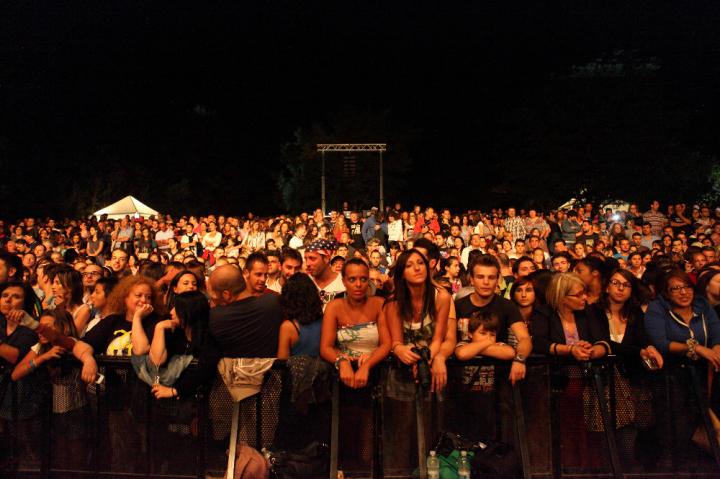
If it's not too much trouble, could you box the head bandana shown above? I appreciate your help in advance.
[306,239,336,257]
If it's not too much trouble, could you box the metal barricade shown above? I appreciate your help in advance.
[3,355,720,478]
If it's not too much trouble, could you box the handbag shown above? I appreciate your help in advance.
[265,441,329,479]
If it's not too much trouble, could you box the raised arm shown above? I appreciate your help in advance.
[131,304,154,356]
[149,319,176,366]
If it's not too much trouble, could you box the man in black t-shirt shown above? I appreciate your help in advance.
[454,255,532,385]
[348,211,365,251]
[207,265,282,358]
[575,221,599,248]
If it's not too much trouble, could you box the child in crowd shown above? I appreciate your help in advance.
[455,311,515,361]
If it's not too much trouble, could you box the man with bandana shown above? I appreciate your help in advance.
[304,239,346,308]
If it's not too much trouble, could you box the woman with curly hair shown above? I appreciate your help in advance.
[72,275,164,382]
[277,273,324,358]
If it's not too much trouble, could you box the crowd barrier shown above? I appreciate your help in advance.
[2,355,720,479]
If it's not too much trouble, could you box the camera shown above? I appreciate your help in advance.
[411,346,432,390]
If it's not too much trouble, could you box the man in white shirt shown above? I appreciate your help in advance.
[460,234,486,267]
[155,222,175,253]
[304,239,345,308]
[288,224,306,250]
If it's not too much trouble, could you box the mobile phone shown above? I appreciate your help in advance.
[642,357,659,371]
[95,373,105,385]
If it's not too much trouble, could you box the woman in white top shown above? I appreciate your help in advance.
[241,221,266,252]
[201,222,222,252]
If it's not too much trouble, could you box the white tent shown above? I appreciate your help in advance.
[92,195,160,220]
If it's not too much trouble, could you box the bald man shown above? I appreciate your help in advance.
[208,265,283,357]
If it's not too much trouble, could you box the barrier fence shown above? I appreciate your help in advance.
[2,355,720,478]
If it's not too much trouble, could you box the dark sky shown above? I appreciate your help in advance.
[2,1,720,217]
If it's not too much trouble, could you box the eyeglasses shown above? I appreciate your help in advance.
[609,279,631,289]
[566,290,587,298]
[669,285,693,294]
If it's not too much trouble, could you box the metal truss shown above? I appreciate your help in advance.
[316,143,387,152]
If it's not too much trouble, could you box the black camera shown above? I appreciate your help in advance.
[411,346,432,390]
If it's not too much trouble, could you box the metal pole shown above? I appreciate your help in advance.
[321,150,326,215]
[592,365,623,479]
[379,150,384,212]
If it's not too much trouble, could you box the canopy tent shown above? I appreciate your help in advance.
[92,196,159,220]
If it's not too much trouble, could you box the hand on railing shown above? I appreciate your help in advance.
[696,345,720,372]
[509,361,526,386]
[338,360,355,388]
[152,384,176,399]
[640,346,664,370]
[570,341,593,361]
[431,354,447,392]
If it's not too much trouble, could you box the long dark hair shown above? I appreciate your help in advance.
[166,269,199,310]
[389,249,436,322]
[280,273,323,326]
[172,290,209,355]
[51,266,84,307]
[598,268,649,319]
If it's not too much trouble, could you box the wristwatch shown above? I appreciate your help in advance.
[513,353,526,364]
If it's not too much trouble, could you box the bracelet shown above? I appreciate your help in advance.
[569,345,575,355]
[686,339,699,361]
[28,359,37,371]
[334,355,349,371]
[551,343,557,356]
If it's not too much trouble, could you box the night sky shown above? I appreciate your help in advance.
[2,1,720,218]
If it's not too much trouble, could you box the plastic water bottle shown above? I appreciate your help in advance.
[427,450,440,479]
[457,450,471,479]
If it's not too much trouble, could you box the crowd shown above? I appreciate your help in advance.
[2,199,720,471]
